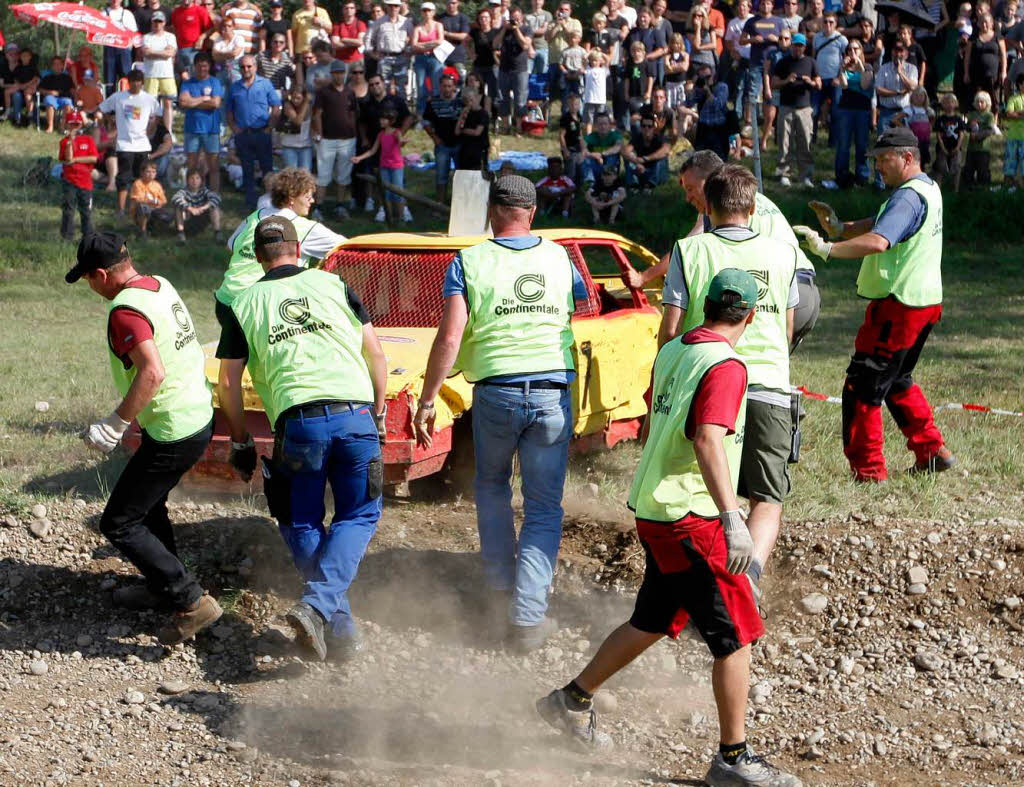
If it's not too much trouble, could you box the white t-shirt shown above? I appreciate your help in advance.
[225,207,346,262]
[99,89,163,152]
[212,33,247,64]
[725,14,752,60]
[620,4,637,28]
[104,6,138,33]
[583,65,609,104]
[143,32,177,79]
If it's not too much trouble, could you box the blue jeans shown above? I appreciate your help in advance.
[9,90,29,122]
[472,383,572,626]
[531,48,549,75]
[625,157,668,188]
[272,404,382,638]
[434,143,459,186]
[811,83,841,142]
[235,128,274,207]
[176,47,196,76]
[104,46,131,92]
[583,152,620,183]
[834,107,870,182]
[413,54,444,115]
[498,69,530,118]
[281,146,313,170]
[378,55,410,99]
[381,165,404,202]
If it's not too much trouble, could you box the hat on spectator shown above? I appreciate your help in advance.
[421,1,435,8]
[66,232,129,283]
[269,0,283,5]
[65,109,85,127]
[706,268,758,310]
[869,126,919,155]
[329,59,347,73]
[489,175,537,208]
[152,10,165,21]
[791,32,806,45]
[383,0,401,5]
[4,43,19,52]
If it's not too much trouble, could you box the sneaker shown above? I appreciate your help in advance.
[908,446,957,475]
[176,231,187,245]
[158,594,223,646]
[536,689,613,750]
[334,205,351,219]
[779,176,792,187]
[374,206,386,222]
[364,197,375,212]
[401,205,413,223]
[704,748,802,786]
[508,616,558,653]
[821,179,839,190]
[113,584,171,611]
[800,177,814,188]
[286,601,327,661]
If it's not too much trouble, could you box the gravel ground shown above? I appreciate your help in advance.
[1,496,1022,786]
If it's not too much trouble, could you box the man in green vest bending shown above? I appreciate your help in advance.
[659,164,799,598]
[537,269,802,787]
[217,217,388,662]
[794,126,955,482]
[413,174,589,653]
[66,232,222,646]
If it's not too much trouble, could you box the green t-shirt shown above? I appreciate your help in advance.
[1005,93,1024,141]
[584,129,622,153]
[967,110,995,151]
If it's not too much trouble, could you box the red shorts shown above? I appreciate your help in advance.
[630,515,764,658]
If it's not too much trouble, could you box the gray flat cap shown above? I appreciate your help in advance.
[490,174,536,208]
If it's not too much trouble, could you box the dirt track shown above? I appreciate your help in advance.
[1,492,1023,786]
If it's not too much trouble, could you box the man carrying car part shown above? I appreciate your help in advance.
[794,126,956,483]
[66,231,222,647]
[536,269,802,787]
[412,174,589,654]
[658,164,799,603]
[217,216,388,662]
[622,150,819,354]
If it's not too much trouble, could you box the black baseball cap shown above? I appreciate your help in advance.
[869,126,919,156]
[66,231,129,283]
[254,216,299,247]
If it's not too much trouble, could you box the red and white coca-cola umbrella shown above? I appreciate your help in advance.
[11,2,140,49]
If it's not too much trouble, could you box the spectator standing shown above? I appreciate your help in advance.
[895,25,928,90]
[130,161,173,237]
[39,56,75,134]
[535,155,576,215]
[279,85,314,170]
[875,41,919,135]
[916,0,950,97]
[353,108,410,221]
[624,110,670,189]
[626,6,667,89]
[1004,75,1024,189]
[331,1,368,68]
[604,1,631,120]
[582,50,610,130]
[526,0,552,75]
[933,92,967,191]
[179,51,223,191]
[173,168,222,242]
[762,27,792,150]
[587,12,617,63]
[583,111,623,183]
[689,6,719,75]
[58,110,97,240]
[99,69,162,214]
[560,32,587,97]
[894,87,934,166]
[211,16,247,86]
[312,60,359,216]
[617,0,637,28]
[134,0,170,36]
[663,33,688,108]
[304,40,336,93]
[412,2,446,115]
[695,81,737,160]
[223,0,263,54]
[800,0,825,39]
[740,0,785,127]
[261,0,294,56]
[368,0,413,98]
[423,73,462,203]
[226,55,282,207]
[142,13,177,130]
[620,41,653,124]
[256,31,296,90]
[836,0,862,38]
[780,0,802,31]
[455,85,490,170]
[772,31,819,186]
[148,119,174,181]
[811,12,846,144]
[292,0,333,57]
[963,90,997,187]
[495,7,534,135]
[859,18,883,69]
[547,2,583,108]
[470,9,499,103]
[171,0,213,79]
[966,14,1007,107]
[833,37,873,187]
[103,0,138,94]
[439,0,472,79]
[560,92,585,181]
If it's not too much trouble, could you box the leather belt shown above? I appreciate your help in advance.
[477,380,569,390]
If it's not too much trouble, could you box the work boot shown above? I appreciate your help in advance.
[704,747,802,786]
[326,630,364,664]
[286,601,327,661]
[112,583,171,611]
[909,447,958,475]
[535,688,613,750]
[507,616,558,654]
[158,594,223,646]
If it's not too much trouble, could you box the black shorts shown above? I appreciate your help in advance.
[115,150,149,191]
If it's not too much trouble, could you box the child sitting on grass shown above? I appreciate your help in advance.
[129,161,173,238]
[172,168,223,244]
[536,156,577,218]
[585,165,626,225]
[353,109,411,223]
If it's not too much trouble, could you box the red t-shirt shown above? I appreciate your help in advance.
[60,133,99,191]
[681,327,747,440]
[171,3,213,48]
[108,276,160,362]
[331,19,367,62]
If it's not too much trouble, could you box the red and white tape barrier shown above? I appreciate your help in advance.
[795,387,1024,418]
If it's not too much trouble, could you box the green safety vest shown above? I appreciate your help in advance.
[856,177,943,306]
[453,238,576,383]
[628,337,747,521]
[107,276,213,442]
[677,231,796,392]
[231,268,373,428]
[750,192,815,273]
[214,208,320,307]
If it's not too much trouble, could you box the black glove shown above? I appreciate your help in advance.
[230,436,257,481]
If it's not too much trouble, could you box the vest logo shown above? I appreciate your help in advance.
[514,274,546,303]
[171,302,191,332]
[749,270,779,314]
[279,297,311,326]
[171,302,198,351]
[652,377,675,415]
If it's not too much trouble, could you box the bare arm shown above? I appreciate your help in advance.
[657,304,685,348]
[840,217,877,238]
[786,306,794,344]
[694,423,740,513]
[361,324,388,415]
[117,340,166,422]
[218,358,248,442]
[827,232,890,258]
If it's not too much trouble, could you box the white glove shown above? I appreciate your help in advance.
[721,509,753,575]
[793,225,833,261]
[83,411,131,454]
[808,200,843,239]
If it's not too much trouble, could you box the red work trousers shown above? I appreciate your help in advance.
[841,296,945,481]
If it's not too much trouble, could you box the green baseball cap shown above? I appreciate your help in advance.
[706,268,758,310]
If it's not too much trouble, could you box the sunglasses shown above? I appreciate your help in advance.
[641,123,654,128]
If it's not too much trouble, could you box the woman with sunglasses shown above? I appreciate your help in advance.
[412,2,447,115]
[261,0,295,58]
[210,16,246,86]
[256,34,295,90]
[833,37,873,187]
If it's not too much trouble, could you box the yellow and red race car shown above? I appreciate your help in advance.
[174,229,662,490]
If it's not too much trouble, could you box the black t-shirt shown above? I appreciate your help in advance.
[837,11,863,32]
[39,71,74,97]
[743,14,785,65]
[439,12,471,64]
[773,53,817,108]
[471,28,497,69]
[606,15,630,53]
[263,17,290,41]
[560,111,582,151]
[12,63,39,84]
[359,93,411,144]
[935,113,967,153]
[586,28,617,56]
[217,266,371,361]
[458,107,489,153]
[631,130,666,157]
[623,60,653,100]
[423,95,463,146]
[133,3,170,34]
[666,0,694,35]
[635,106,677,139]
[149,122,171,154]
[498,24,532,73]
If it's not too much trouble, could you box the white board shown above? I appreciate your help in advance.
[448,170,492,237]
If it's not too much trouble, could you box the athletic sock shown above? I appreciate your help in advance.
[720,741,748,765]
[748,558,763,583]
[562,680,593,711]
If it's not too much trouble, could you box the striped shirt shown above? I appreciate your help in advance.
[369,15,413,56]
[256,50,295,90]
[223,1,262,53]
[172,186,222,210]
